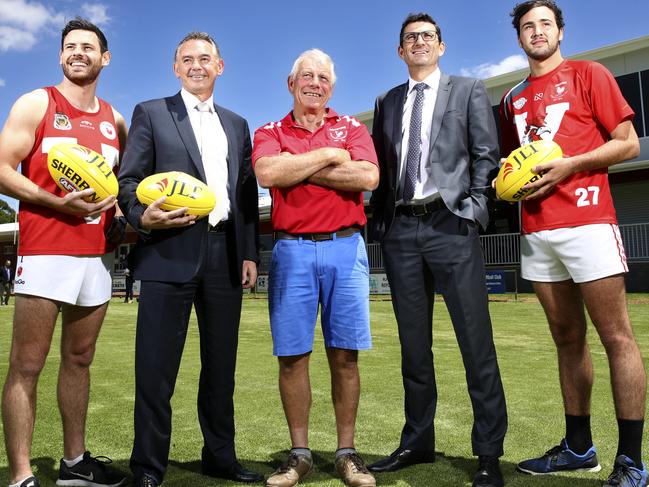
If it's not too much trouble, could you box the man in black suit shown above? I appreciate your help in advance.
[1,260,11,305]
[118,32,260,487]
[367,13,508,487]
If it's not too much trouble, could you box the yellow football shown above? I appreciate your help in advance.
[495,139,563,202]
[47,143,118,203]
[136,171,216,218]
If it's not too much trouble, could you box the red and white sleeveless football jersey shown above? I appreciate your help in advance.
[19,86,121,255]
[499,60,634,234]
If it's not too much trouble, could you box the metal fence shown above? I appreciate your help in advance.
[480,232,521,266]
[365,222,649,270]
[620,223,649,262]
[258,222,649,273]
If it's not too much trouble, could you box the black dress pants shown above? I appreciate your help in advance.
[130,231,242,482]
[381,208,507,456]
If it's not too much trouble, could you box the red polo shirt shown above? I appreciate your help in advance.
[253,109,378,233]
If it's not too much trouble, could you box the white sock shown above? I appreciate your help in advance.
[63,452,85,467]
[9,476,34,487]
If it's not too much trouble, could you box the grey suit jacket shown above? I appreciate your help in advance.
[370,73,499,241]
[118,92,259,283]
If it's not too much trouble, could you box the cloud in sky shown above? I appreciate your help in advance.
[0,25,38,52]
[81,3,110,26]
[461,54,529,79]
[0,78,5,87]
[0,0,59,31]
[0,0,109,53]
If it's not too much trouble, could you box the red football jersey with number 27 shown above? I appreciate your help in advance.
[499,60,635,234]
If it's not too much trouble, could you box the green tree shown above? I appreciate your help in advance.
[0,199,16,224]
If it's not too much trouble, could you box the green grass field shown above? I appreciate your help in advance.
[0,294,648,486]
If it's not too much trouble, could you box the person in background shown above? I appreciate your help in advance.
[1,260,12,305]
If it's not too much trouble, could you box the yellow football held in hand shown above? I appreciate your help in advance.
[495,139,563,202]
[136,171,216,218]
[47,143,118,203]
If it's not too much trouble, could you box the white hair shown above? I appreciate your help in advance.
[288,48,337,85]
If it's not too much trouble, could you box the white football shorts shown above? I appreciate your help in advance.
[14,254,114,306]
[521,223,628,283]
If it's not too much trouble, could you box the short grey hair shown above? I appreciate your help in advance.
[289,48,336,85]
[174,31,220,61]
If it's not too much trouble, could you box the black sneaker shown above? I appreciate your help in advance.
[56,451,127,487]
[19,477,40,487]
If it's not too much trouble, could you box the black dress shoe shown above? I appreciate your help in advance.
[133,474,158,487]
[473,456,504,487]
[368,448,435,473]
[202,461,263,483]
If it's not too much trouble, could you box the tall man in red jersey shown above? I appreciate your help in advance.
[0,18,128,487]
[500,2,646,485]
[253,49,379,487]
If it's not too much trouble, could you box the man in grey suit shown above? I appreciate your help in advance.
[367,13,507,487]
[118,32,261,487]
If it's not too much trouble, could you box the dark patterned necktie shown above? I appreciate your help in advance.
[403,82,426,202]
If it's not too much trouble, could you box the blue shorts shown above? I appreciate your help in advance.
[269,232,371,356]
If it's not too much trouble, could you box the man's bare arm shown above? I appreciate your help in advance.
[307,160,379,192]
[525,120,639,200]
[255,147,350,188]
[0,89,115,216]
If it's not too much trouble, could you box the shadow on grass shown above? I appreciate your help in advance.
[359,451,603,487]
[0,457,57,485]
[167,449,604,486]
[1,452,605,486]
[0,457,133,487]
[166,457,270,486]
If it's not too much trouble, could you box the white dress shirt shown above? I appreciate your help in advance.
[180,88,230,224]
[399,68,441,204]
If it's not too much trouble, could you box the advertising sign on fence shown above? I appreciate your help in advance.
[485,270,506,294]
[369,274,391,295]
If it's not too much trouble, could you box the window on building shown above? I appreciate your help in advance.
[616,72,644,138]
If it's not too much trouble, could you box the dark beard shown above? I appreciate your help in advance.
[524,39,560,62]
[61,60,102,87]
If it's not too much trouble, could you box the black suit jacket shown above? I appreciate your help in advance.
[370,74,499,240]
[0,266,11,284]
[118,92,258,282]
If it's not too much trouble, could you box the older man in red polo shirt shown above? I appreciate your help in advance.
[253,49,379,487]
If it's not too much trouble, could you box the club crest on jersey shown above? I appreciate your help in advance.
[551,81,568,100]
[100,121,117,140]
[513,97,527,110]
[53,113,72,131]
[328,125,347,142]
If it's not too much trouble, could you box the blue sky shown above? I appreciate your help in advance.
[1,0,648,210]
